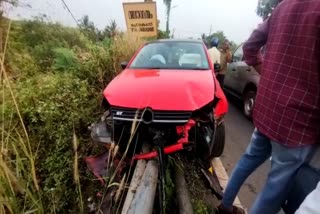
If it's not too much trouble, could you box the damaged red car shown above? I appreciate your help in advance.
[87,39,228,212]
[91,39,228,162]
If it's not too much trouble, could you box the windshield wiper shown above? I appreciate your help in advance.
[178,67,209,70]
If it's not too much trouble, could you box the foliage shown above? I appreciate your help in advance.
[0,80,43,214]
[202,31,238,52]
[7,17,91,73]
[52,48,79,71]
[109,33,145,73]
[102,20,118,39]
[163,0,172,34]
[1,16,146,213]
[2,72,98,213]
[256,0,281,20]
[165,157,177,214]
[193,200,209,214]
[79,15,99,42]
[158,29,170,39]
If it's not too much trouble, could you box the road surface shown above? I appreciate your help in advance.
[221,100,270,210]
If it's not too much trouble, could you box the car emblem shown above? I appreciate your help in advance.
[142,108,154,124]
[116,111,123,116]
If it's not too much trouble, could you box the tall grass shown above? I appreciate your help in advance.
[1,17,147,213]
[111,33,144,73]
[73,131,84,214]
[0,20,43,213]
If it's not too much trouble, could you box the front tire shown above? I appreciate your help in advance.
[243,90,256,119]
[210,123,225,158]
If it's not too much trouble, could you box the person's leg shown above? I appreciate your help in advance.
[250,142,315,214]
[216,74,225,88]
[221,129,271,209]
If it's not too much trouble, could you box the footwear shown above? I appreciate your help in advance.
[217,204,245,214]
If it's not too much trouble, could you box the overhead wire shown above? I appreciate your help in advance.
[60,0,81,28]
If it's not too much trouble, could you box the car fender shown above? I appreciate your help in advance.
[213,74,228,117]
[242,72,260,95]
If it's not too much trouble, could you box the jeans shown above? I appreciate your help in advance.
[221,128,315,214]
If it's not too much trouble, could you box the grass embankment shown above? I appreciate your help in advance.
[0,17,144,213]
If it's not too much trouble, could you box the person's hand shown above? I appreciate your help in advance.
[253,64,262,74]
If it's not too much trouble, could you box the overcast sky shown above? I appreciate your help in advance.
[6,0,262,43]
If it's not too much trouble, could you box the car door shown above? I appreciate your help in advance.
[224,44,251,95]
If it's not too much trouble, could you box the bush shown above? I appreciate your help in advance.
[1,18,148,213]
[52,48,79,71]
[2,72,99,212]
[8,18,91,73]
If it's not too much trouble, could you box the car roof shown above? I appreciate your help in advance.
[147,39,204,44]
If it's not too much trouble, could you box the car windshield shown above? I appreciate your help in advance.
[129,42,210,70]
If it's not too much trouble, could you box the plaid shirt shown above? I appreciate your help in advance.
[243,0,320,147]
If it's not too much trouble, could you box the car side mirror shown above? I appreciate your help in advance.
[121,62,128,70]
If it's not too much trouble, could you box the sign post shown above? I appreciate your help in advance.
[123,2,158,38]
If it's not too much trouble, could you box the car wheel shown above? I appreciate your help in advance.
[210,123,225,158]
[243,90,256,119]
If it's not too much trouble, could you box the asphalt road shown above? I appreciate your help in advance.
[220,100,270,210]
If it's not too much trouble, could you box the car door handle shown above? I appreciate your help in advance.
[246,68,251,71]
[232,68,236,71]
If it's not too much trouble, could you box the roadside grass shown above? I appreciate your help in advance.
[0,20,43,214]
[0,16,146,213]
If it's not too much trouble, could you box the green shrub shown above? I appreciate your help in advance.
[74,43,113,90]
[52,48,79,71]
[8,18,91,72]
[1,17,148,213]
[2,72,99,212]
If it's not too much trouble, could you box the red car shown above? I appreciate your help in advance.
[91,39,228,162]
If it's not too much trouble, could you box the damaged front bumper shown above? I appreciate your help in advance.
[88,118,196,162]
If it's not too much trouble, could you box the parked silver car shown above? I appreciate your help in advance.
[224,44,260,118]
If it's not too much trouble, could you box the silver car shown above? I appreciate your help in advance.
[224,44,260,119]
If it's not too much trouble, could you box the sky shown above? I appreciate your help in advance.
[5,0,263,44]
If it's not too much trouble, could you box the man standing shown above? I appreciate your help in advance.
[218,0,320,213]
[218,40,232,87]
[208,37,221,67]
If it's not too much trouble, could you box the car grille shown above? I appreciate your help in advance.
[110,106,191,124]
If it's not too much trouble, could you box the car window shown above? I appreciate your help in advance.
[232,45,244,62]
[130,42,210,70]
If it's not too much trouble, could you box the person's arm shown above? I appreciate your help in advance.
[243,18,270,74]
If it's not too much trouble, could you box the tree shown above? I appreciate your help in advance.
[79,15,98,41]
[102,20,118,38]
[256,0,281,20]
[163,0,172,34]
[202,31,226,47]
[202,31,238,52]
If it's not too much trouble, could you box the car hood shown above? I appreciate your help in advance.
[103,69,215,111]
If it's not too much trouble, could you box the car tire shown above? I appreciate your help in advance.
[210,123,225,158]
[243,90,256,119]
